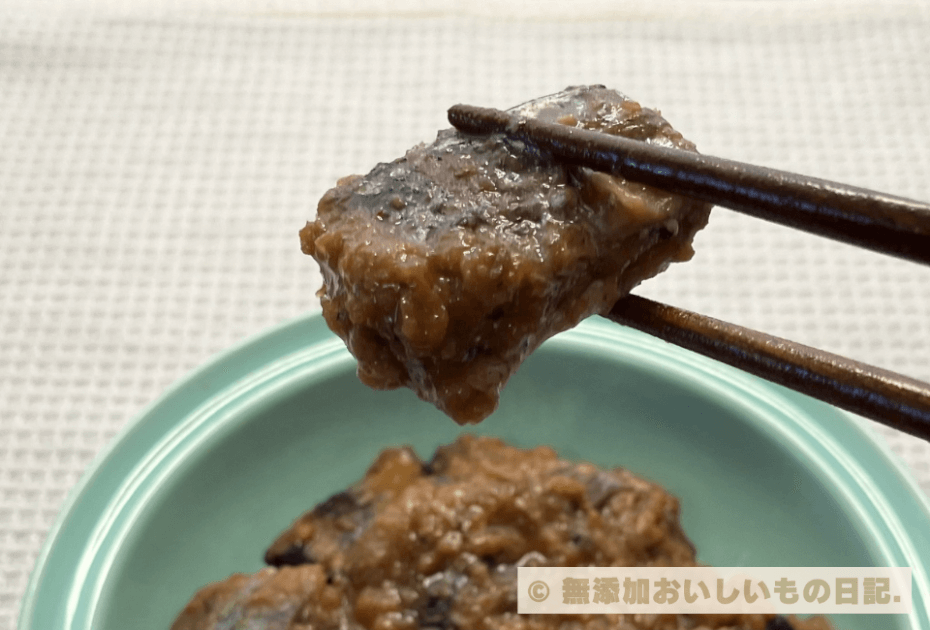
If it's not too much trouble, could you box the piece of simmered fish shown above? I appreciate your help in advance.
[172,436,833,630]
[300,86,712,423]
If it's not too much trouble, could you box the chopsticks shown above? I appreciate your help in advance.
[448,104,930,265]
[447,103,930,441]
[609,295,930,441]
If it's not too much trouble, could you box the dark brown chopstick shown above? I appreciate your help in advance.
[448,104,930,265]
[447,102,930,440]
[609,295,930,441]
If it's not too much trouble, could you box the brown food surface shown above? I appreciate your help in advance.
[300,85,713,424]
[172,435,834,630]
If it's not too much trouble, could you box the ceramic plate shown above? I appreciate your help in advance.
[19,315,930,629]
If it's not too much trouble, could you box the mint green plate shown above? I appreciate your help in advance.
[19,314,930,629]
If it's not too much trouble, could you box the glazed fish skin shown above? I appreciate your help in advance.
[300,85,712,424]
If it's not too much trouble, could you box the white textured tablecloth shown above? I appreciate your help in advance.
[2,1,929,627]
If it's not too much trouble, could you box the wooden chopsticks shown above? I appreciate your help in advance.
[609,295,930,440]
[447,103,930,441]
[448,104,930,265]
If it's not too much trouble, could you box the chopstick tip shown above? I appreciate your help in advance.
[448,104,510,136]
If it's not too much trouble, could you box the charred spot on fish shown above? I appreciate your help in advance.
[766,617,795,630]
[419,596,454,629]
[265,544,311,567]
[312,491,360,519]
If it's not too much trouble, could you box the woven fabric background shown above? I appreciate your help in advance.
[2,1,929,627]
